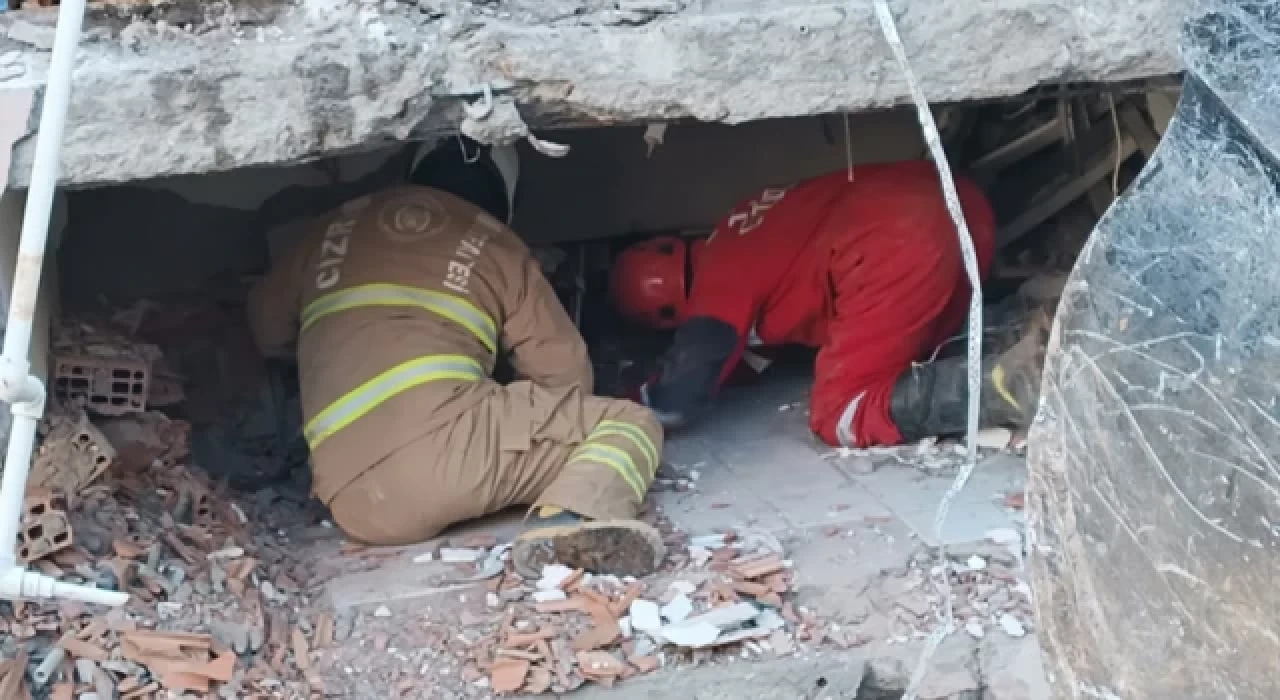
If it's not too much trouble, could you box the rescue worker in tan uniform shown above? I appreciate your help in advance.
[247,138,666,576]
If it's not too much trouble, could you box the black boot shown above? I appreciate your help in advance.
[890,312,1050,442]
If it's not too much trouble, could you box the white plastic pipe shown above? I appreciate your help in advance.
[0,0,126,607]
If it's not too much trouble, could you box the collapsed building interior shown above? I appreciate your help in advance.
[0,84,1180,699]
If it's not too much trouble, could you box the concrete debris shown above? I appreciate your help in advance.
[687,546,712,567]
[536,564,576,590]
[629,600,662,633]
[439,547,485,563]
[688,534,729,550]
[660,593,693,624]
[976,427,1014,450]
[769,629,794,656]
[532,589,568,604]
[446,543,510,583]
[659,621,719,648]
[207,547,245,560]
[667,580,697,596]
[643,123,668,158]
[869,537,1036,650]
[998,614,1027,639]
[445,528,835,694]
[6,19,56,50]
[0,650,30,700]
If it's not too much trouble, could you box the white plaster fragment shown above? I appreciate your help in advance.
[532,589,567,604]
[998,613,1026,638]
[630,600,663,633]
[661,593,694,624]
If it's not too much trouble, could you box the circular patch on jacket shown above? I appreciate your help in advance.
[378,191,452,243]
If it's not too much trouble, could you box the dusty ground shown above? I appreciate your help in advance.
[293,366,1049,699]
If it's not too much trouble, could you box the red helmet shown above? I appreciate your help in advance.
[610,236,696,329]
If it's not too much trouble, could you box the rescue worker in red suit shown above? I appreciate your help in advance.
[610,161,1043,447]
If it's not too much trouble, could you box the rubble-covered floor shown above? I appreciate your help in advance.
[291,367,1048,699]
[7,345,1048,699]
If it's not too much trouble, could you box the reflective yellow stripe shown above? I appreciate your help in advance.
[991,366,1022,413]
[304,355,484,449]
[301,284,497,353]
[569,444,646,500]
[592,420,659,476]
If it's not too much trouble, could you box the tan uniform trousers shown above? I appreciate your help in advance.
[328,380,662,546]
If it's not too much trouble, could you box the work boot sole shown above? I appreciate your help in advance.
[511,520,666,579]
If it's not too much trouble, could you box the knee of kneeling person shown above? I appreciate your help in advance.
[618,401,664,448]
[329,491,450,547]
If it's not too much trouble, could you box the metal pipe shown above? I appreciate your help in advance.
[0,406,39,570]
[1,0,85,363]
[0,0,86,571]
[0,0,124,607]
[0,566,128,606]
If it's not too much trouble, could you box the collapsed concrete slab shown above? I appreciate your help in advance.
[0,0,1189,187]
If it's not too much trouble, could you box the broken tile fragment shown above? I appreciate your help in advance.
[628,653,660,674]
[660,594,693,624]
[998,613,1026,638]
[523,666,553,694]
[769,630,794,656]
[532,589,567,604]
[575,650,628,677]
[440,548,485,563]
[571,617,620,652]
[490,657,531,694]
[629,600,662,633]
[536,564,575,591]
[658,621,720,648]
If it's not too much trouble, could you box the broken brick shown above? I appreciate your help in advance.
[313,614,334,649]
[490,657,531,694]
[291,628,310,670]
[576,650,628,679]
[628,654,660,674]
[523,666,554,694]
[534,598,588,615]
[571,618,620,652]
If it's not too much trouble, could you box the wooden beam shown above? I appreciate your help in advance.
[969,116,1064,178]
[998,135,1138,248]
[1117,103,1162,158]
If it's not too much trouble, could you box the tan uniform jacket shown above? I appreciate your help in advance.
[247,186,592,504]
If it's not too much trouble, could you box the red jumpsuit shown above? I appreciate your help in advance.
[684,161,996,447]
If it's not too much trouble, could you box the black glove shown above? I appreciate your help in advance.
[646,316,739,429]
